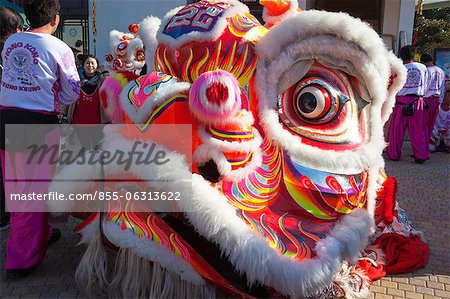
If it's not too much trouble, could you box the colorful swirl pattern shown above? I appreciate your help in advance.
[221,138,282,211]
[220,134,368,259]
[208,126,254,141]
[127,94,189,132]
[228,14,260,38]
[283,152,367,220]
[278,214,322,259]
[126,72,173,109]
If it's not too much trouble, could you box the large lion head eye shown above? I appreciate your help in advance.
[296,85,329,119]
[278,63,369,150]
[292,79,349,124]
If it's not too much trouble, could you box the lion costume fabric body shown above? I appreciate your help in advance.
[50,1,429,298]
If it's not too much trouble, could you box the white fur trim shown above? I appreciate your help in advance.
[193,145,231,174]
[139,16,161,73]
[156,0,249,49]
[120,79,190,124]
[366,159,385,225]
[381,52,407,124]
[77,217,99,245]
[227,109,255,127]
[48,157,99,213]
[127,38,145,65]
[255,11,397,174]
[262,0,299,27]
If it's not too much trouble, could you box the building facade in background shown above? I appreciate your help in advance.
[4,0,446,61]
[5,0,89,54]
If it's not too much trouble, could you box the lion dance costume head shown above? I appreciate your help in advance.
[51,0,415,298]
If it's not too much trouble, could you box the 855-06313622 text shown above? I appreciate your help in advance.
[9,191,181,201]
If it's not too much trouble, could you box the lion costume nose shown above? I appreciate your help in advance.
[189,70,242,124]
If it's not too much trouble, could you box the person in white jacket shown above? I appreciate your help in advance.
[387,46,429,163]
[421,53,446,140]
[0,0,80,281]
[429,80,450,152]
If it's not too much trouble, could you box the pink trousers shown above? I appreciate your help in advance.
[1,129,58,270]
[424,96,440,140]
[387,95,430,161]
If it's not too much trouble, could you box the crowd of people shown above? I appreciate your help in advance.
[0,0,448,284]
[387,45,448,163]
[0,0,108,281]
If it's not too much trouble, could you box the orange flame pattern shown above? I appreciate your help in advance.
[155,39,257,87]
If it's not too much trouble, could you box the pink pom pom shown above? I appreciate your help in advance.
[189,70,241,124]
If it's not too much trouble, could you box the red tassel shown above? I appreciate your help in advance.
[356,260,386,282]
[376,177,397,225]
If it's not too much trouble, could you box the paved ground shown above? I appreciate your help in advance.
[0,142,449,298]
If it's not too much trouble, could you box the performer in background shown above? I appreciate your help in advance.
[429,80,450,153]
[0,0,80,281]
[421,53,446,140]
[387,46,429,163]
